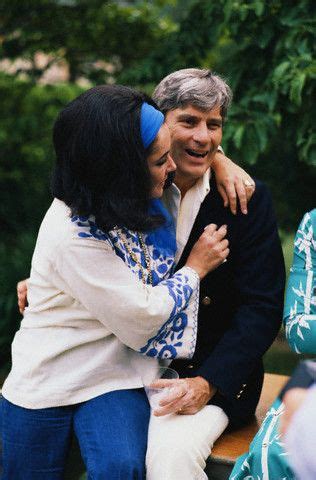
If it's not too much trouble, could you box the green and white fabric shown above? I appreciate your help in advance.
[230,209,316,480]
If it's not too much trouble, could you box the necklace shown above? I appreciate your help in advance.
[114,228,153,286]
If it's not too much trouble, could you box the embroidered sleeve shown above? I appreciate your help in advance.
[139,266,199,359]
[284,211,316,353]
[54,236,199,359]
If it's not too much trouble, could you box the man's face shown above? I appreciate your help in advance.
[165,104,223,183]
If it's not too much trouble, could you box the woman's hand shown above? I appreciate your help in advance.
[17,279,28,314]
[186,224,229,279]
[212,152,255,215]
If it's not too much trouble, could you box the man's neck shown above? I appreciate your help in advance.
[174,174,198,198]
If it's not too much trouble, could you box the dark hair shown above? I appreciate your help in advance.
[51,84,164,232]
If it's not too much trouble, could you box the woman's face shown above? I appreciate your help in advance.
[147,123,176,198]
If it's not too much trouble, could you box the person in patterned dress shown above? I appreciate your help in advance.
[230,208,316,480]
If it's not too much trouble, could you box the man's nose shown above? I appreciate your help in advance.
[192,124,209,145]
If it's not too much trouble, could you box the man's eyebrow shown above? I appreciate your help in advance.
[177,113,222,126]
[177,113,197,121]
[208,118,222,126]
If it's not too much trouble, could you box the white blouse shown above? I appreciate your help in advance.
[2,199,199,408]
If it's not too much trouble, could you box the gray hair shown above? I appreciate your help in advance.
[153,68,232,118]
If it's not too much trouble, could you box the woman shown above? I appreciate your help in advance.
[230,209,316,480]
[2,84,230,479]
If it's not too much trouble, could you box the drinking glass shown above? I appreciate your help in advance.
[142,366,179,409]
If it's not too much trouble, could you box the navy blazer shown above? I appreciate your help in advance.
[171,176,285,427]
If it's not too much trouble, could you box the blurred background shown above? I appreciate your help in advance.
[0,0,315,382]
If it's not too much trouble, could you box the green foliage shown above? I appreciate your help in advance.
[0,0,176,82]
[124,0,315,229]
[0,73,82,366]
[131,0,315,165]
[216,0,316,168]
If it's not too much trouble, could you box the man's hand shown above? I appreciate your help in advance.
[152,376,217,417]
[212,152,255,215]
[17,279,28,314]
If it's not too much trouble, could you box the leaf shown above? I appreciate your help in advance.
[273,61,290,82]
[253,122,268,152]
[257,26,273,49]
[233,125,245,149]
[290,71,306,105]
[254,1,264,17]
[301,144,316,166]
[240,125,260,165]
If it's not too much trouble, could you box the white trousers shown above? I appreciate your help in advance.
[146,405,229,480]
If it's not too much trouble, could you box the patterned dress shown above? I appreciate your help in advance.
[230,209,316,480]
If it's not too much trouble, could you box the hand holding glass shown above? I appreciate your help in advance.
[142,367,185,412]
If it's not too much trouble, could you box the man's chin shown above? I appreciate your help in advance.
[181,165,210,180]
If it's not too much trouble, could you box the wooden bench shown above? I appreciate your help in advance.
[205,373,289,479]
[0,373,289,480]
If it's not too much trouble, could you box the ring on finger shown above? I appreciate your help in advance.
[244,179,255,187]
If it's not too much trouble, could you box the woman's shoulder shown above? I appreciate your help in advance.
[39,198,73,244]
[39,199,113,255]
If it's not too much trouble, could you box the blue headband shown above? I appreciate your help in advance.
[140,102,164,149]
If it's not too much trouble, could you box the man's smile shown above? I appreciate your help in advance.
[185,148,209,158]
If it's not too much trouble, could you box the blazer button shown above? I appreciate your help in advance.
[202,296,212,306]
[187,364,194,369]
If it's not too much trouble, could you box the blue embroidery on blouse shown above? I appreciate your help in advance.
[138,272,194,359]
[71,212,196,359]
[71,215,110,242]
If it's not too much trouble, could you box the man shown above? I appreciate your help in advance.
[144,68,285,479]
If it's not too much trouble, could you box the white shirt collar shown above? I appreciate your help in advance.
[170,167,211,201]
[163,168,212,263]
